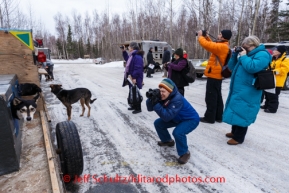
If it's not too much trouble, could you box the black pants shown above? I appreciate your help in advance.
[260,91,265,104]
[231,125,248,143]
[264,87,281,113]
[146,67,153,77]
[178,87,184,96]
[204,78,223,122]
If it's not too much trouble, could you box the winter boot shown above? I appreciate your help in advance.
[157,139,175,147]
[178,151,190,164]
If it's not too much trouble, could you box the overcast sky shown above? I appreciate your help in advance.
[19,0,128,35]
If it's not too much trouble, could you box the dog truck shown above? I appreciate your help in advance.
[33,38,51,64]
[121,40,173,68]
[0,29,83,190]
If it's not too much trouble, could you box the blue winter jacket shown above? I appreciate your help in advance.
[223,44,272,127]
[122,50,144,89]
[146,79,199,123]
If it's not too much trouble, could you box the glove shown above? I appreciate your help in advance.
[151,94,160,107]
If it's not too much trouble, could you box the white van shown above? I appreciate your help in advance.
[121,40,173,67]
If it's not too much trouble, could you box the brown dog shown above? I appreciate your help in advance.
[50,84,97,120]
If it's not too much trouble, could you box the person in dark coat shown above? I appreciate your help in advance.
[166,48,188,96]
[146,78,199,164]
[162,47,171,77]
[121,42,144,114]
[146,47,155,78]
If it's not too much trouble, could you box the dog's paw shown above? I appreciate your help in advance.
[80,114,83,117]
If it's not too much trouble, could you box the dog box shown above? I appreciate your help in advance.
[0,74,19,98]
[0,85,22,176]
[0,84,13,104]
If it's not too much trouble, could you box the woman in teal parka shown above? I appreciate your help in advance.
[223,36,272,145]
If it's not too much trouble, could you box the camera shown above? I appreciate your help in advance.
[120,46,124,49]
[146,88,160,99]
[196,30,207,36]
[235,46,243,53]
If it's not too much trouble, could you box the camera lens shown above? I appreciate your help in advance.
[235,47,243,53]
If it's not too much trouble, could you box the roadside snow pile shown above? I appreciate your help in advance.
[93,61,123,68]
[52,58,94,64]
[52,59,124,68]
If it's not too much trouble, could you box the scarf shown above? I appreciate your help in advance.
[125,50,137,74]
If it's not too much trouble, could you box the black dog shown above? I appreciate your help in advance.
[18,83,42,96]
[50,84,97,120]
[11,94,40,121]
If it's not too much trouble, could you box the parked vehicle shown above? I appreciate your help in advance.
[263,42,289,57]
[120,40,173,67]
[189,59,207,78]
[93,57,107,64]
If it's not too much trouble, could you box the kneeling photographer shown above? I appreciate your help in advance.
[146,79,199,164]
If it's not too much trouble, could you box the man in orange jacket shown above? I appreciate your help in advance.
[197,29,232,123]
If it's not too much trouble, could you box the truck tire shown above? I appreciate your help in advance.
[56,121,83,181]
[196,73,203,78]
[283,74,289,90]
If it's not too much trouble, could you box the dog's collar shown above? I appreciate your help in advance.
[56,89,63,96]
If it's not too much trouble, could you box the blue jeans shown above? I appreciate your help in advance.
[154,119,199,156]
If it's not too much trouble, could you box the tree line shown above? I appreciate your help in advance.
[1,0,288,60]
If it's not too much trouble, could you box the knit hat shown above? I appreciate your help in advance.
[221,30,232,40]
[159,79,174,93]
[129,42,139,50]
[174,48,183,57]
[276,45,286,55]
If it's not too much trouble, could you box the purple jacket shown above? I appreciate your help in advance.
[122,50,144,89]
[167,58,189,87]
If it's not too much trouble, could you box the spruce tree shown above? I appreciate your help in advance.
[278,0,289,41]
[86,38,91,57]
[66,25,73,59]
[56,38,63,59]
[266,0,281,42]
[78,38,84,58]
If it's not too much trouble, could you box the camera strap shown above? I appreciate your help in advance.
[215,44,230,67]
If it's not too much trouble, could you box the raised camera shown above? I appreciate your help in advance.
[120,46,124,49]
[235,46,243,53]
[196,30,207,36]
[146,88,160,99]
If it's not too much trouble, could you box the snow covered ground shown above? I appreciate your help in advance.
[41,59,289,193]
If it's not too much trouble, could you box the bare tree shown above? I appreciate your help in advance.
[252,0,261,35]
[237,0,245,45]
[54,13,68,59]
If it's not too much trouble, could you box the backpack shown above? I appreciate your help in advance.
[216,48,232,78]
[182,60,196,83]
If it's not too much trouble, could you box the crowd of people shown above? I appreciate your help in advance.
[121,32,289,164]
